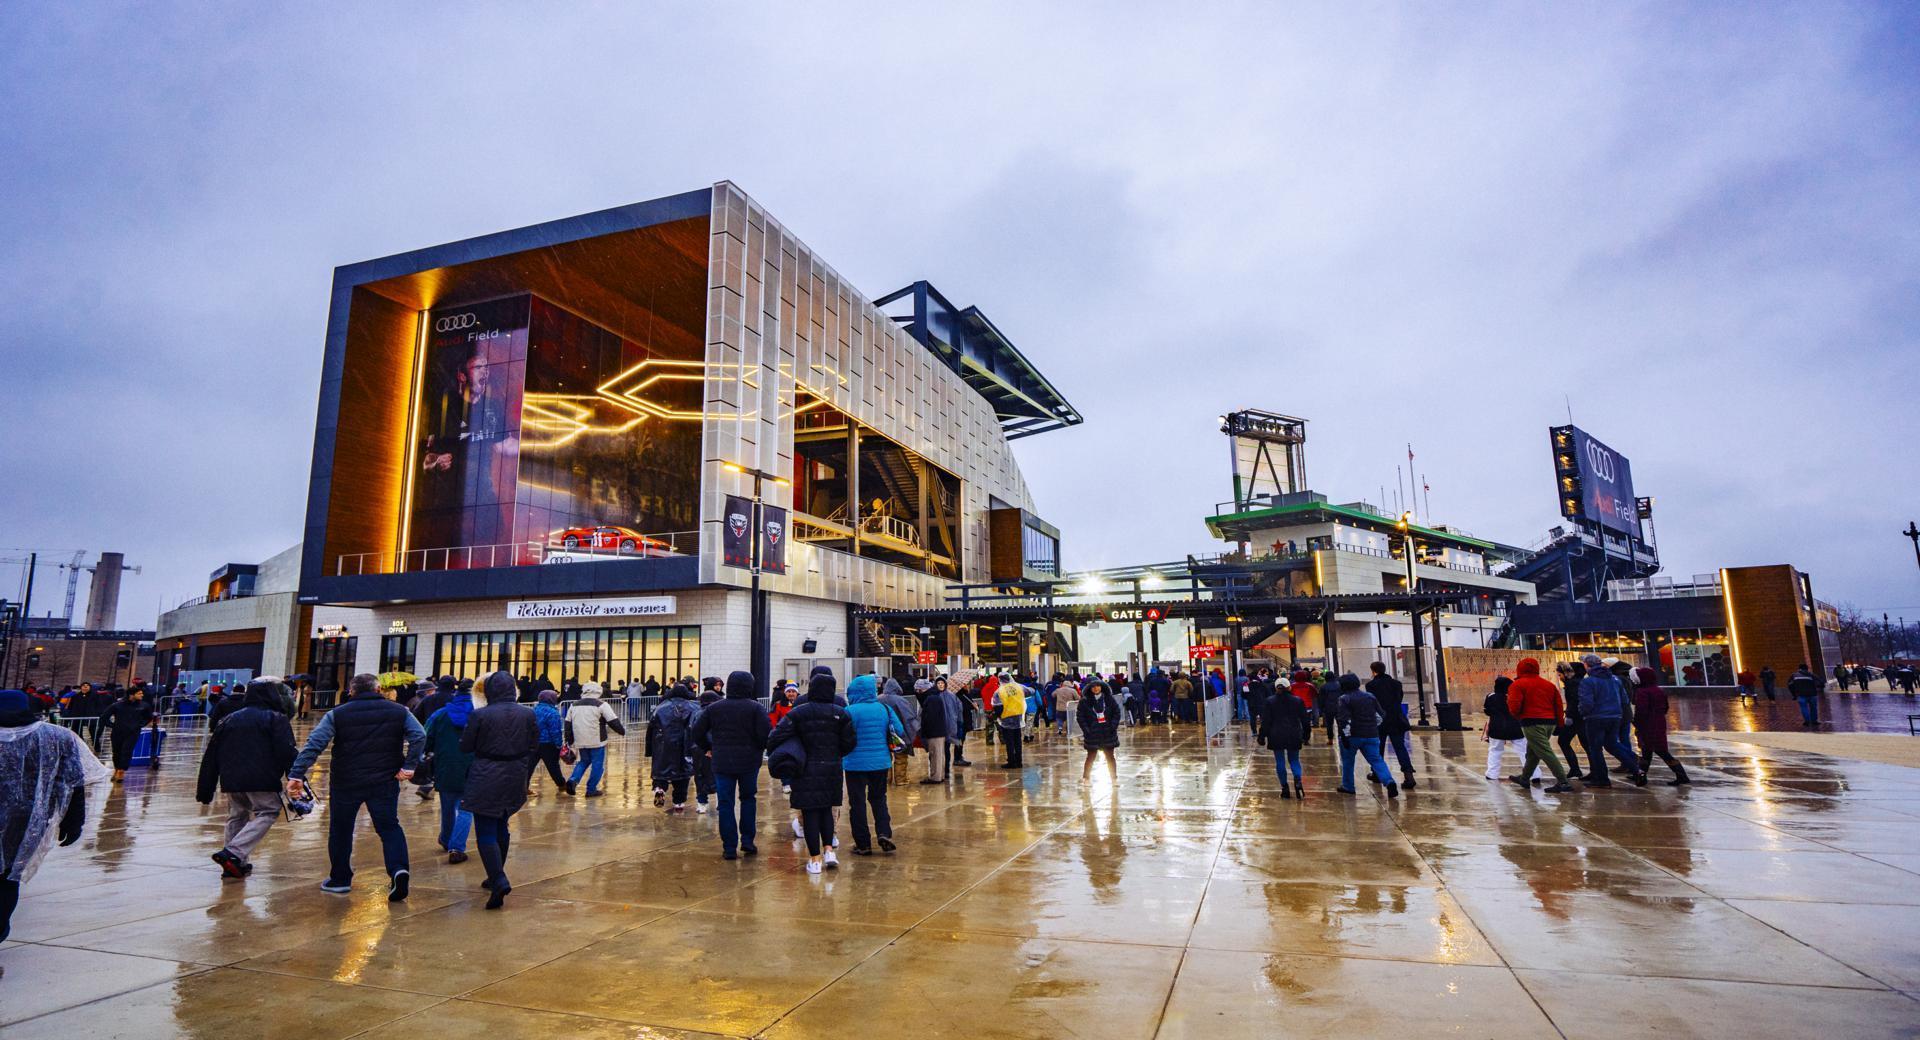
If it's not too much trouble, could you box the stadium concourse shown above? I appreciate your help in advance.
[2,713,1919,1040]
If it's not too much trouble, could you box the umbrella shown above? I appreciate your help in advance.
[377,670,418,690]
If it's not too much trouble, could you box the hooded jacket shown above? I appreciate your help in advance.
[459,672,538,817]
[1507,659,1564,725]
[649,685,700,783]
[422,692,476,794]
[842,674,904,772]
[563,695,626,750]
[1365,672,1409,735]
[195,682,298,800]
[1482,677,1524,741]
[1076,681,1122,749]
[1577,660,1627,720]
[1257,684,1307,752]
[918,686,951,740]
[1629,667,1671,751]
[1334,676,1385,740]
[691,670,772,775]
[877,677,920,744]
[768,674,856,809]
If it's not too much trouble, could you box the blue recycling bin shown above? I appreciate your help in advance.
[131,728,167,766]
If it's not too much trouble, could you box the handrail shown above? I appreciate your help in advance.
[335,530,698,577]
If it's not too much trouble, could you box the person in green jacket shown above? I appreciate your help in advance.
[423,689,476,863]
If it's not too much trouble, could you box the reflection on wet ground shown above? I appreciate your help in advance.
[2,720,1917,1037]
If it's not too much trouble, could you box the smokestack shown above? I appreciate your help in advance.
[85,552,124,631]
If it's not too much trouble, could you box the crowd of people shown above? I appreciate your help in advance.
[0,646,1891,942]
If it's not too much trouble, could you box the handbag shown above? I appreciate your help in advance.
[767,734,807,782]
[413,751,436,786]
[560,745,577,766]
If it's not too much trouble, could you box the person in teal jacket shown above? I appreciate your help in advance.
[422,690,475,863]
[842,675,904,855]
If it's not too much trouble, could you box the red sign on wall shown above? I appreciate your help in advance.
[915,651,938,664]
[1188,644,1224,659]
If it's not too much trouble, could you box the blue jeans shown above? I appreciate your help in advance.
[472,812,513,847]
[437,792,472,852]
[1339,736,1394,790]
[568,746,607,792]
[1797,695,1819,725]
[326,783,409,884]
[1584,718,1639,783]
[1273,747,1302,782]
[715,768,759,853]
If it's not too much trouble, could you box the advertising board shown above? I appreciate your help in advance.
[1550,425,1637,536]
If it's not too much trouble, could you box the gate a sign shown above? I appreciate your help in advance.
[1102,606,1165,623]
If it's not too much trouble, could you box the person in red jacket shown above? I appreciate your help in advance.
[1507,658,1573,792]
[1287,672,1318,746]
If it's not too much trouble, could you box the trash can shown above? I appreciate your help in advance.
[131,728,167,766]
[1436,702,1464,732]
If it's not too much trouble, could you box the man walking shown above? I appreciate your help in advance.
[1333,674,1398,798]
[1577,654,1645,787]
[1508,659,1573,793]
[1760,664,1777,700]
[196,679,298,879]
[1788,664,1822,728]
[287,672,424,901]
[1366,662,1416,788]
[690,670,770,859]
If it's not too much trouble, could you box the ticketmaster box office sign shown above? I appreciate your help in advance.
[507,597,677,620]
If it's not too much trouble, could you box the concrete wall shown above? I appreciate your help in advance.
[156,591,306,679]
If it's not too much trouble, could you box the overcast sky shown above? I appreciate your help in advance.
[4,3,1917,629]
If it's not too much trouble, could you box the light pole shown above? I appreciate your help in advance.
[1398,512,1430,726]
[723,462,789,698]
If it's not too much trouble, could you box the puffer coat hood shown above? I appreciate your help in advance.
[480,670,518,705]
[807,674,837,703]
[725,670,757,699]
[847,674,879,704]
[1516,657,1542,677]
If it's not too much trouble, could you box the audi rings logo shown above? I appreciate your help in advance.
[1585,441,1616,482]
[434,313,480,332]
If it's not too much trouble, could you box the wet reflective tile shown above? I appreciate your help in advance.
[923,868,1207,946]
[4,870,300,942]
[1450,887,1881,988]
[1189,880,1501,965]
[352,999,731,1040]
[1158,948,1557,1039]
[507,847,777,909]
[0,945,202,1026]
[1000,831,1223,879]
[1416,841,1700,896]
[763,929,1181,1040]
[1729,900,1920,994]
[697,863,977,927]
[467,909,902,1034]
[1632,847,1920,904]
[238,896,665,995]
[0,965,428,1038]
[1213,836,1435,885]
[1516,968,1920,1040]
[1573,812,1829,851]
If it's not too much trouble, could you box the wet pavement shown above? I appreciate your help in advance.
[3,719,1919,1038]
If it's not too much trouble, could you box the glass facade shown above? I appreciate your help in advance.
[431,625,699,689]
[378,634,418,674]
[1526,627,1732,686]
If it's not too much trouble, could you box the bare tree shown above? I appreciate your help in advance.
[1834,603,1890,664]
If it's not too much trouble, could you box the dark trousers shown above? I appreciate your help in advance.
[845,769,892,849]
[110,728,141,770]
[1556,724,1586,775]
[1002,723,1023,767]
[1384,730,1415,775]
[326,783,409,884]
[527,743,566,788]
[800,805,835,856]
[715,768,759,853]
[472,811,514,889]
[694,753,715,803]
[1583,718,1638,783]
[664,777,690,804]
[85,718,103,752]
[0,877,17,944]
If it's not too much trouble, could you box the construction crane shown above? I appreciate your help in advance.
[57,550,86,623]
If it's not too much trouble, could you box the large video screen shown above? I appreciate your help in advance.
[406,293,699,562]
[1553,425,1637,535]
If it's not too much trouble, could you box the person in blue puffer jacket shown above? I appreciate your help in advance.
[527,690,566,792]
[842,675,904,855]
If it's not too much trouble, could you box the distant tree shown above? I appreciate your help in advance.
[1835,603,1891,663]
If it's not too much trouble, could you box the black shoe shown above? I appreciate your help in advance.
[1280,786,1292,800]
[1402,777,1416,790]
[563,782,576,796]
[1587,780,1613,788]
[240,862,254,875]
[1544,783,1574,793]
[212,849,246,879]
[1294,780,1305,799]
[1386,783,1399,799]
[1631,773,1648,788]
[723,850,738,861]
[954,759,973,767]
[484,882,510,910]
[878,837,896,853]
[853,846,874,856]
[918,779,941,785]
[1366,774,1381,785]
[1507,775,1529,788]
[741,844,758,856]
[388,869,410,903]
[585,790,604,798]
[1337,787,1356,795]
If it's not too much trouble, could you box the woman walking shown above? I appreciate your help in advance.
[843,675,904,855]
[527,690,567,792]
[2,688,107,941]
[421,684,476,863]
[1481,676,1528,782]
[1554,661,1589,780]
[1076,679,1122,782]
[101,686,156,782]
[1629,667,1690,785]
[768,673,856,874]
[649,682,700,812]
[1257,673,1307,798]
[461,672,538,909]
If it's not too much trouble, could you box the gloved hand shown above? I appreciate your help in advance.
[58,790,86,846]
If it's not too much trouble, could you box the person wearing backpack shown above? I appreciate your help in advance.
[768,672,856,874]
[690,670,771,860]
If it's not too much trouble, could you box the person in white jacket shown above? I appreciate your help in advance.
[562,683,626,797]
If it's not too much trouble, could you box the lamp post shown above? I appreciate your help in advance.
[1398,512,1430,726]
[723,462,788,698]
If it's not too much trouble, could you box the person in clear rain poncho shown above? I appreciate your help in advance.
[2,688,110,942]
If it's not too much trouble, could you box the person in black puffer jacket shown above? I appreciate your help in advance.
[1257,679,1307,799]
[460,671,538,909]
[1365,663,1415,788]
[1076,679,1123,781]
[767,673,855,873]
[1481,676,1528,781]
[691,670,771,860]
[196,680,297,879]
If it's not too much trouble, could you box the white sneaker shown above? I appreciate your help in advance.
[672,803,687,813]
[822,849,839,869]
[696,803,709,814]
[806,859,822,875]
[830,835,840,848]
[791,817,804,838]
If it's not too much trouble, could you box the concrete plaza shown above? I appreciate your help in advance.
[3,714,1919,1039]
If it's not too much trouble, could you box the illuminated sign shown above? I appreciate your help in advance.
[317,624,349,638]
[387,620,409,634]
[1103,606,1165,623]
[1188,644,1225,659]
[1549,425,1637,536]
[506,597,676,620]
[915,651,939,664]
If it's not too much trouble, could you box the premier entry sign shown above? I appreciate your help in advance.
[506,597,677,620]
